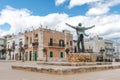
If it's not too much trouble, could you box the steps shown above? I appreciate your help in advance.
[12,62,120,75]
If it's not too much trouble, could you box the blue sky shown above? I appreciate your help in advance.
[0,0,90,16]
[0,0,120,40]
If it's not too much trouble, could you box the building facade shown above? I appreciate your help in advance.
[73,36,114,61]
[0,38,6,59]
[84,36,114,61]
[24,28,73,61]
[6,33,24,60]
[113,41,120,61]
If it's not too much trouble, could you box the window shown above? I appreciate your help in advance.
[60,52,63,58]
[62,40,64,46]
[29,51,32,61]
[30,38,32,44]
[74,46,77,53]
[67,42,69,45]
[19,41,23,47]
[70,41,72,46]
[59,40,62,46]
[59,40,65,47]
[50,51,53,58]
[12,41,15,49]
[50,38,53,46]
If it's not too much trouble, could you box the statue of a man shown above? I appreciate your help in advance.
[65,23,95,53]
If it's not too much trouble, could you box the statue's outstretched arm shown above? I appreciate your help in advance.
[84,25,95,30]
[65,23,76,29]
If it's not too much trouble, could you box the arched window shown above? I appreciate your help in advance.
[59,40,65,47]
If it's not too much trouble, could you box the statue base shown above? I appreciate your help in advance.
[68,53,97,62]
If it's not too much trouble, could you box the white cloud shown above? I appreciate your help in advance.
[57,14,120,40]
[86,0,120,16]
[55,0,66,6]
[0,5,120,41]
[0,6,68,36]
[86,7,109,16]
[68,0,99,9]
[55,0,120,16]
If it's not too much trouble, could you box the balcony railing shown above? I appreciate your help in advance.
[48,43,65,47]
[24,44,28,49]
[32,42,39,47]
[105,46,114,50]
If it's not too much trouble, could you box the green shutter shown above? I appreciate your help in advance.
[50,51,53,58]
[60,52,63,58]
[34,52,37,61]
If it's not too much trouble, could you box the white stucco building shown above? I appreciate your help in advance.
[113,41,120,61]
[84,36,114,61]
[6,33,24,60]
[0,38,6,59]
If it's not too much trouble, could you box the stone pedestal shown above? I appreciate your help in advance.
[68,53,97,62]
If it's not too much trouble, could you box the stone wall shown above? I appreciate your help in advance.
[68,53,97,62]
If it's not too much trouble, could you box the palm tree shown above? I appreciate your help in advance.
[43,48,47,62]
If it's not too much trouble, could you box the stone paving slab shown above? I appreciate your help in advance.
[12,63,120,75]
[0,60,16,62]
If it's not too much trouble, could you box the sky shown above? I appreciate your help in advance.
[0,0,120,41]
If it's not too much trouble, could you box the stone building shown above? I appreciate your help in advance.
[24,28,73,61]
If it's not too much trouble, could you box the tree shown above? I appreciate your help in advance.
[43,48,47,62]
[19,47,25,62]
[65,48,70,55]
[1,49,6,55]
[7,48,12,60]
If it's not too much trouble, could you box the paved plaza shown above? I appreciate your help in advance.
[0,61,120,80]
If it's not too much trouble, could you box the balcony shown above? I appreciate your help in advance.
[24,44,28,49]
[32,42,39,47]
[48,43,65,47]
[105,46,114,50]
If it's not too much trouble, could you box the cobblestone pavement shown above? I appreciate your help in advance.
[0,61,120,80]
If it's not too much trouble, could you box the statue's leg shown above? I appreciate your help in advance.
[81,38,85,53]
[77,36,81,53]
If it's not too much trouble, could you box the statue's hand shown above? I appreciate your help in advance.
[65,23,68,25]
[65,23,76,29]
[92,25,95,27]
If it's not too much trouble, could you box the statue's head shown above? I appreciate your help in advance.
[78,23,82,26]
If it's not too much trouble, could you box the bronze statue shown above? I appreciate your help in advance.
[65,23,95,53]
